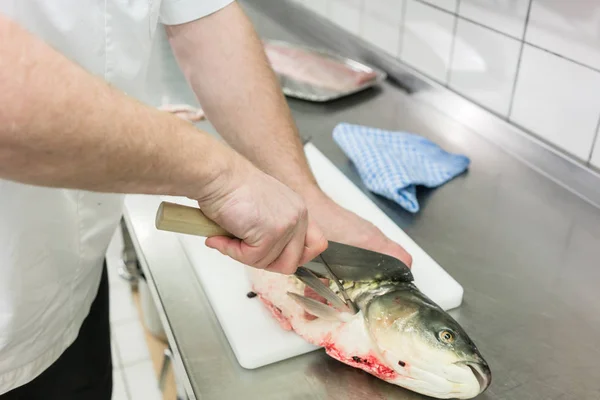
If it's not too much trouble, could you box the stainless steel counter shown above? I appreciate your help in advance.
[123,1,600,399]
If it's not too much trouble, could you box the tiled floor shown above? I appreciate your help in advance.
[106,228,173,400]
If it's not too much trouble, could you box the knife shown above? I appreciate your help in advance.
[154,201,413,283]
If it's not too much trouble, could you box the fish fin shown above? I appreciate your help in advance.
[287,292,351,322]
[316,257,360,314]
[295,267,352,313]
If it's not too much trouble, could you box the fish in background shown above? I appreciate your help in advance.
[263,40,378,91]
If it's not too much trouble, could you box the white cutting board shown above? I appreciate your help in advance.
[163,143,464,370]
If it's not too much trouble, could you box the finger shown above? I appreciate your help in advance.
[248,223,297,268]
[298,217,328,266]
[264,217,308,275]
[365,226,413,268]
[381,239,413,268]
[206,227,296,270]
[205,236,243,259]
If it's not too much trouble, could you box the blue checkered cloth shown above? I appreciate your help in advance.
[332,123,470,213]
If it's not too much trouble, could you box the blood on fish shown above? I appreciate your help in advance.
[320,338,398,381]
[257,294,293,331]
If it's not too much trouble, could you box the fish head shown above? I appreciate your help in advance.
[365,285,491,399]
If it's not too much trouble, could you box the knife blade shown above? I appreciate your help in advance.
[155,201,413,282]
[304,240,413,282]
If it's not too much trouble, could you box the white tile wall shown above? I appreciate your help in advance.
[421,0,457,13]
[302,0,329,18]
[328,0,362,35]
[449,19,521,116]
[363,0,404,25]
[360,15,402,56]
[341,0,361,6]
[400,0,456,83]
[459,0,531,39]
[591,131,600,168]
[359,0,404,56]
[526,0,600,71]
[295,0,600,166]
[510,45,600,160]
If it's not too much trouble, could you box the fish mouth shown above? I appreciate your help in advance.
[459,361,492,394]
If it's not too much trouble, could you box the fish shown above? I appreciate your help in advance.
[247,266,492,399]
[263,41,378,92]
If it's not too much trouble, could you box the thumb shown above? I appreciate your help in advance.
[298,218,328,265]
[205,236,245,261]
[383,240,413,268]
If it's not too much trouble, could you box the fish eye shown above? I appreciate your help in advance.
[438,329,455,344]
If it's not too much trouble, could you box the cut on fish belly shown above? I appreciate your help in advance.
[263,42,378,91]
[247,266,492,399]
[256,293,293,331]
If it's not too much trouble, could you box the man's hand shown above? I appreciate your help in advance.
[198,157,328,275]
[303,189,413,267]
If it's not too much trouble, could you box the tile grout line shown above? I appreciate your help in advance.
[587,114,600,164]
[524,41,600,75]
[519,0,529,40]
[120,356,154,370]
[111,320,140,330]
[357,0,366,39]
[107,239,136,400]
[121,360,164,400]
[458,14,522,40]
[413,0,455,16]
[110,282,155,396]
[397,0,408,59]
[445,0,461,86]
[111,316,143,327]
[120,368,133,400]
[506,0,533,120]
[112,333,123,370]
[111,328,132,400]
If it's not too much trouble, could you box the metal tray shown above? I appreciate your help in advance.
[264,40,387,102]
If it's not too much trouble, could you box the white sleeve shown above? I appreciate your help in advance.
[159,0,236,25]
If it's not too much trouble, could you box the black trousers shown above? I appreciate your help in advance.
[1,263,113,400]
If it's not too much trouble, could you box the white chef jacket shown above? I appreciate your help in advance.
[0,0,233,394]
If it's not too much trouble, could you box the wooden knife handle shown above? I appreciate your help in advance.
[155,201,234,238]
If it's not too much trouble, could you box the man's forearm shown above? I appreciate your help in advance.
[0,13,233,199]
[166,2,321,197]
[163,3,412,266]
